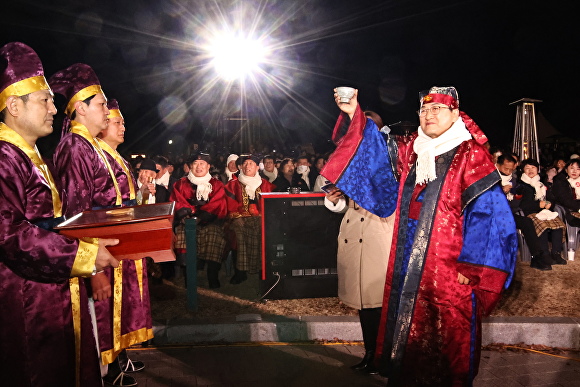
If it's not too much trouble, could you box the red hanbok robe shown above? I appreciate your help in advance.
[321,107,517,386]
[0,123,101,387]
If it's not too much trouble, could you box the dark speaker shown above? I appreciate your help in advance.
[259,192,343,299]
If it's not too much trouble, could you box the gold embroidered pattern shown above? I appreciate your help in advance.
[70,238,99,277]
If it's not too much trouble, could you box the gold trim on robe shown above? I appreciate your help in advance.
[97,139,136,200]
[70,122,123,206]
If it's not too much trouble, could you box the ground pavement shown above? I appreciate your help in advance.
[129,343,580,387]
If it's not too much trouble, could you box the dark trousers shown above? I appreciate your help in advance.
[539,228,563,254]
[358,308,381,353]
[513,214,542,255]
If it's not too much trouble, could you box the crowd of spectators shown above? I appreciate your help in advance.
[493,147,580,270]
[131,146,331,288]
[129,140,580,286]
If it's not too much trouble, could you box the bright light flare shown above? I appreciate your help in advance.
[209,34,268,81]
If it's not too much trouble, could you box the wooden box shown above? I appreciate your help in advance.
[55,202,176,262]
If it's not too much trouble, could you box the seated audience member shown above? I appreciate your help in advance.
[295,155,318,190]
[260,155,278,182]
[549,158,580,227]
[515,158,567,268]
[224,155,274,284]
[170,153,227,288]
[136,159,166,204]
[497,155,551,270]
[314,156,326,173]
[272,158,309,192]
[222,153,239,182]
[546,158,566,185]
[153,155,177,195]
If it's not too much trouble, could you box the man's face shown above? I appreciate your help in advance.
[227,160,238,172]
[138,169,156,185]
[155,164,166,179]
[296,158,310,167]
[242,159,259,177]
[100,116,125,146]
[191,159,210,177]
[419,103,459,139]
[282,161,295,176]
[80,93,109,137]
[263,158,275,172]
[497,161,516,176]
[15,90,57,141]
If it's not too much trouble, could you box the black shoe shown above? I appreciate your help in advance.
[103,372,138,387]
[530,257,552,271]
[551,252,567,265]
[229,270,247,284]
[351,351,374,371]
[122,359,145,373]
[117,349,145,373]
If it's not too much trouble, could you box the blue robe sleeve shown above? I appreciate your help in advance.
[334,118,399,218]
[457,184,518,291]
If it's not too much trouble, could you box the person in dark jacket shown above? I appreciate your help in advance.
[516,159,567,268]
[272,158,309,192]
[549,158,580,227]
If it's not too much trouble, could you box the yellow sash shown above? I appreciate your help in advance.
[70,122,122,206]
[97,139,136,200]
[0,123,62,217]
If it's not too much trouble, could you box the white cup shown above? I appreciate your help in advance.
[336,86,355,103]
[568,250,575,261]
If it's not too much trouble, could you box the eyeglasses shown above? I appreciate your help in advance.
[417,105,452,117]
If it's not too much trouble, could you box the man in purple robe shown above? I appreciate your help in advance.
[0,42,119,387]
[97,99,153,375]
[49,64,140,387]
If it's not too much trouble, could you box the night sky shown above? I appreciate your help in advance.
[2,0,578,158]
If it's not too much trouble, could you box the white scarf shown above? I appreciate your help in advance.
[521,173,546,200]
[238,171,263,200]
[187,171,213,201]
[225,168,236,181]
[262,168,278,182]
[568,176,580,199]
[413,117,472,185]
[498,168,514,201]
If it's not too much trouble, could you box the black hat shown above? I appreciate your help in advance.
[139,158,159,173]
[188,151,211,164]
[239,154,261,166]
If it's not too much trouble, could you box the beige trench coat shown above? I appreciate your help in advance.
[326,197,395,310]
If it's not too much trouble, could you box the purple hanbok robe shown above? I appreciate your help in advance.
[0,124,101,387]
[53,122,122,216]
[97,141,154,363]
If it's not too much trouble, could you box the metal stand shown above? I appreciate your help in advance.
[185,218,197,311]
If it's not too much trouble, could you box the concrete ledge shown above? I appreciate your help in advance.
[151,316,580,349]
[482,316,580,348]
